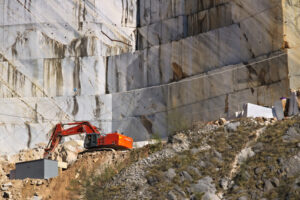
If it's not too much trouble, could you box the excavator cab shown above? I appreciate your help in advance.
[84,133,100,148]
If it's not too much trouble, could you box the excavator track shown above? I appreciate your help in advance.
[79,147,116,154]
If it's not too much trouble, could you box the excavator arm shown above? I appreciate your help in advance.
[44,121,100,158]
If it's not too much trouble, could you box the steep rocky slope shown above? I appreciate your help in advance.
[1,117,300,200]
[67,117,300,200]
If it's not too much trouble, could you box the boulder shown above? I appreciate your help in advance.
[170,133,190,152]
[1,182,12,191]
[197,160,205,168]
[213,150,223,161]
[283,152,300,177]
[165,168,176,180]
[2,191,11,199]
[271,177,280,187]
[254,167,262,175]
[264,180,274,192]
[190,148,200,155]
[238,196,248,200]
[218,118,227,125]
[237,148,255,164]
[252,142,264,153]
[174,185,186,198]
[187,166,201,177]
[146,176,158,186]
[274,101,285,120]
[288,92,300,116]
[293,177,300,190]
[190,176,220,200]
[36,180,43,186]
[52,140,84,165]
[220,178,229,190]
[225,122,241,132]
[31,195,42,200]
[283,127,300,143]
[167,191,177,200]
[180,171,193,182]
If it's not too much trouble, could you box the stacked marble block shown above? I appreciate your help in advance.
[106,0,300,139]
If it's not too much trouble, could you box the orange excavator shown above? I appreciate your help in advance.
[44,121,133,158]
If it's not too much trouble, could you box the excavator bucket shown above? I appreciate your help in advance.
[98,133,133,149]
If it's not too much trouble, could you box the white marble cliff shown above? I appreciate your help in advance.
[0,0,300,154]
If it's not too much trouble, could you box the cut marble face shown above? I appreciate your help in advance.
[0,0,299,155]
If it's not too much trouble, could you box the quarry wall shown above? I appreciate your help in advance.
[0,0,300,154]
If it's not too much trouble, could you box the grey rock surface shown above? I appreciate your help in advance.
[180,171,193,182]
[274,101,285,120]
[283,127,300,143]
[283,152,300,177]
[187,166,201,177]
[167,191,177,200]
[252,142,264,153]
[237,147,255,164]
[190,176,220,200]
[165,168,176,180]
[238,196,248,200]
[225,122,241,132]
[288,92,300,116]
[220,178,229,190]
[264,180,274,192]
[271,177,280,187]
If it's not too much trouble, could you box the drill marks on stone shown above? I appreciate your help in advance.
[242,31,256,59]
[82,0,87,22]
[73,58,81,96]
[11,31,31,58]
[31,84,37,98]
[94,95,103,119]
[41,33,66,59]
[0,73,46,122]
[25,122,31,148]
[138,1,232,50]
[225,94,229,113]
[0,54,73,121]
[121,0,135,26]
[187,10,208,36]
[55,60,63,96]
[3,63,29,97]
[69,36,96,57]
[76,0,83,31]
[42,33,98,58]
[72,96,79,116]
[34,103,38,123]
[157,46,163,85]
[75,0,88,31]
[43,59,64,97]
[105,57,109,94]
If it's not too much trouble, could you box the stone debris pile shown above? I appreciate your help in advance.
[50,140,84,166]
[234,91,300,121]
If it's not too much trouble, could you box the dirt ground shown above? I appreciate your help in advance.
[1,150,131,200]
